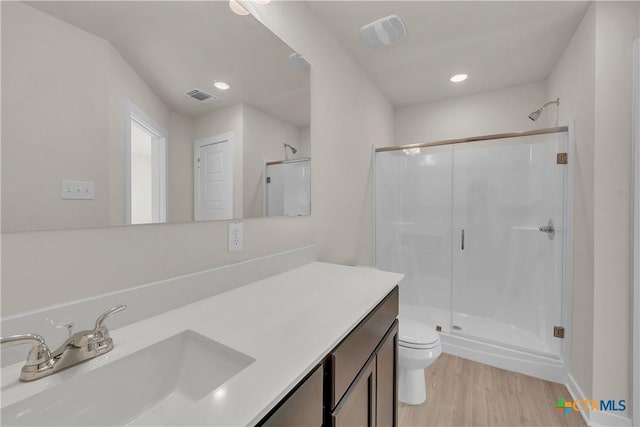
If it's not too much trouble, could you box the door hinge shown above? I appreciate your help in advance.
[554,326,565,338]
[266,176,271,184]
[557,152,568,164]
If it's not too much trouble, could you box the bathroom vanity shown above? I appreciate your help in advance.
[1,260,402,426]
[260,285,399,426]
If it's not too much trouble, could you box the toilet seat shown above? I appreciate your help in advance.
[399,318,440,349]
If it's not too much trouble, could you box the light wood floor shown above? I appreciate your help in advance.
[398,354,586,427]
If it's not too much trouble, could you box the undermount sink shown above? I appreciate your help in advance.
[1,330,255,426]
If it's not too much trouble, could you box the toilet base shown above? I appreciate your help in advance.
[398,368,426,405]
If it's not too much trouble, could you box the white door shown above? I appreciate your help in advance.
[194,133,234,221]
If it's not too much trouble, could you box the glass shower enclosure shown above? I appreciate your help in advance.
[375,130,567,357]
[265,158,311,217]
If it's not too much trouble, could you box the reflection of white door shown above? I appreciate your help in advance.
[194,133,234,221]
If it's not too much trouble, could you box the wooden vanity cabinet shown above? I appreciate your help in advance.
[329,287,399,427]
[331,353,377,427]
[330,321,398,427]
[375,321,399,427]
[258,286,399,427]
[259,364,324,427]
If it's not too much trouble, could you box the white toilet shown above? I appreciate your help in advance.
[398,318,442,405]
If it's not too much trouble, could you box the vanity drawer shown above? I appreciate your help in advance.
[330,286,398,409]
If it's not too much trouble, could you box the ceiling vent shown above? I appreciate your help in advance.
[185,89,216,103]
[360,15,407,48]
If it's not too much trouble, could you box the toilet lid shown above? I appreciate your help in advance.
[399,319,440,346]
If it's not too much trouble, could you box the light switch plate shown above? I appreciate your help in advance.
[62,180,95,200]
[228,222,243,252]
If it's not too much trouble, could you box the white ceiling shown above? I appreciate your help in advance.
[27,1,311,127]
[307,1,590,107]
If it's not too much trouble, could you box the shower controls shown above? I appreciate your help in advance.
[539,219,556,240]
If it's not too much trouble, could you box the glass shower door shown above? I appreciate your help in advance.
[375,146,453,331]
[451,133,566,356]
[265,159,311,217]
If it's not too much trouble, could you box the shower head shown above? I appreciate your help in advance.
[528,109,543,121]
[528,98,560,121]
[284,143,297,154]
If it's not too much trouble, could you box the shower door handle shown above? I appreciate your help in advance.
[539,219,556,240]
[461,229,465,250]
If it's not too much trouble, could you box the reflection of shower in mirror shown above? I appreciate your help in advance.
[528,98,560,121]
[284,143,298,158]
[265,159,311,217]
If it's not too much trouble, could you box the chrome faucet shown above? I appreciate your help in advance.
[0,304,126,382]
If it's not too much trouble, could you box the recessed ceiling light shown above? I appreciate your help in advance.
[450,73,468,83]
[214,81,231,90]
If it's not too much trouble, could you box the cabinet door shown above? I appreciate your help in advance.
[331,287,398,409]
[332,355,377,427]
[376,320,398,427]
[260,365,323,427]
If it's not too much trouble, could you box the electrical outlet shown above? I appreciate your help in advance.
[228,222,243,252]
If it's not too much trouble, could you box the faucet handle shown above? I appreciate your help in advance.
[93,304,126,337]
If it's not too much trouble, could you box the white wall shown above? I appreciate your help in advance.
[548,1,639,413]
[548,3,597,399]
[248,2,395,266]
[591,0,638,409]
[394,81,550,146]
[1,2,111,231]
[1,219,314,315]
[1,1,393,315]
[168,113,195,224]
[1,2,193,231]
[298,126,311,159]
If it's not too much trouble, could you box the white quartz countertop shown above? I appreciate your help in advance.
[1,262,403,426]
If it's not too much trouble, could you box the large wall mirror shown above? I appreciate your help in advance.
[1,1,311,232]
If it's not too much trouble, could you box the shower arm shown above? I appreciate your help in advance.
[540,98,560,110]
[284,143,297,154]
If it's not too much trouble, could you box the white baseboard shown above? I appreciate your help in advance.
[566,374,590,426]
[565,373,632,427]
[589,411,632,427]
